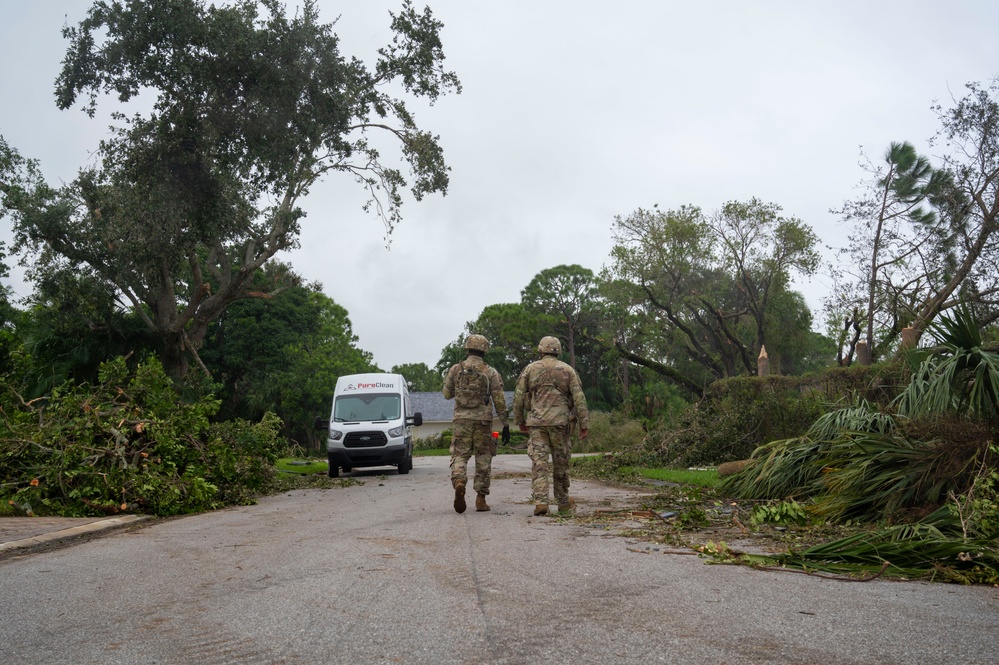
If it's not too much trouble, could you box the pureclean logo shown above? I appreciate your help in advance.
[344,381,396,391]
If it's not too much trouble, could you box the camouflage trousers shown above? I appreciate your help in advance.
[526,425,571,505]
[450,419,494,494]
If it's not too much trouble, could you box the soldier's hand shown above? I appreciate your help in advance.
[518,424,529,433]
[501,425,510,444]
[579,428,589,440]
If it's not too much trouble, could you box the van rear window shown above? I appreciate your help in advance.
[333,394,401,422]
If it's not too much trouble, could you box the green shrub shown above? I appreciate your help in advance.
[646,375,827,466]
[576,411,646,453]
[414,428,452,451]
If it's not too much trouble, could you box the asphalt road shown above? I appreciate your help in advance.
[1,455,997,665]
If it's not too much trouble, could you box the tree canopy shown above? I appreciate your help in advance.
[199,271,376,447]
[7,0,460,379]
[830,80,999,360]
[605,199,821,395]
[521,264,599,370]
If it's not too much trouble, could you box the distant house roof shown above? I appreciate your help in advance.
[411,391,515,422]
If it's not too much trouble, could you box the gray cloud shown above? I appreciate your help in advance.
[3,1,998,370]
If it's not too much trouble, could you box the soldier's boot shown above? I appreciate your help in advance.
[475,493,490,512]
[533,503,549,516]
[453,481,466,514]
[557,497,576,513]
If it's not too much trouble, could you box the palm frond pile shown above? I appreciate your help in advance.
[715,303,999,582]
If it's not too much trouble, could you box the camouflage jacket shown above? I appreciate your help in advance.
[513,355,589,429]
[443,355,509,424]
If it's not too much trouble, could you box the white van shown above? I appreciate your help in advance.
[315,373,423,477]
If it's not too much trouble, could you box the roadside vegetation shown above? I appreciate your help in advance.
[2,0,999,586]
[573,306,999,584]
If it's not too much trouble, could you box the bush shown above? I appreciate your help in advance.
[0,356,283,517]
[646,375,827,467]
[576,411,646,453]
[414,428,452,451]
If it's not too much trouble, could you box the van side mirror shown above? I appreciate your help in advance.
[408,412,423,427]
[314,416,329,430]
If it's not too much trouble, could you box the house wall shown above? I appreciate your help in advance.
[413,421,450,440]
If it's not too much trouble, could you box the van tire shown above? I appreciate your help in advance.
[398,456,412,474]
[342,465,352,474]
[327,464,339,479]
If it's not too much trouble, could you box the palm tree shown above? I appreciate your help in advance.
[896,304,999,420]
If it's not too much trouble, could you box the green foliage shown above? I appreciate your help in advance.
[738,508,999,583]
[830,141,959,362]
[453,303,549,389]
[750,500,811,528]
[619,466,719,488]
[575,410,646,453]
[0,356,282,516]
[719,304,997,524]
[392,362,442,392]
[721,351,995,525]
[414,428,452,452]
[275,457,328,475]
[201,282,377,448]
[605,199,824,393]
[719,436,823,501]
[764,290,837,375]
[521,264,599,368]
[806,400,898,439]
[646,375,826,466]
[808,428,970,522]
[16,271,154,397]
[719,401,898,501]
[10,0,460,380]
[896,303,999,420]
[625,378,688,424]
[951,448,999,539]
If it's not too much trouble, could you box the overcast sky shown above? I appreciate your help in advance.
[3,1,999,370]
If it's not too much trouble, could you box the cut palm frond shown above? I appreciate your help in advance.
[718,436,822,500]
[721,401,899,502]
[749,510,999,581]
[804,400,896,440]
[812,430,979,521]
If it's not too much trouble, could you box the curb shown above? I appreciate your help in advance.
[0,515,150,553]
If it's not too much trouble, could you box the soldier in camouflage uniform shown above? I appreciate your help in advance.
[443,334,510,513]
[513,336,589,516]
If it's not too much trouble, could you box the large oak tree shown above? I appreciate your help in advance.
[7,0,460,379]
[607,199,821,395]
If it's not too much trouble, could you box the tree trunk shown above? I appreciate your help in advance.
[159,330,190,381]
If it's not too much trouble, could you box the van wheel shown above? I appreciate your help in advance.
[327,464,339,478]
[342,465,352,474]
[398,456,412,474]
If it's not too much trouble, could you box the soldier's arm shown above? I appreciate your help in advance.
[442,365,455,400]
[490,369,509,425]
[570,373,589,431]
[513,371,528,429]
